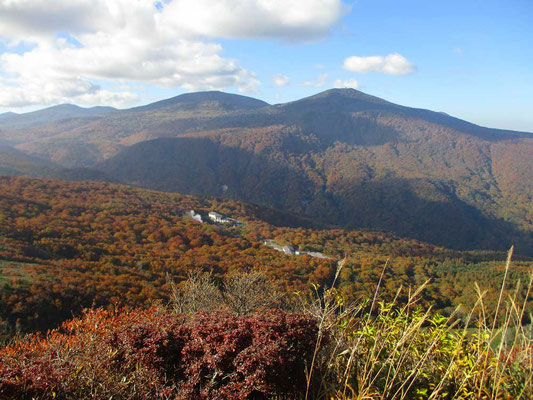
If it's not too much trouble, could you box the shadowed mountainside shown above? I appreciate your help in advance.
[98,135,531,253]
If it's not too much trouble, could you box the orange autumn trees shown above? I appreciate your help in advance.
[0,176,531,340]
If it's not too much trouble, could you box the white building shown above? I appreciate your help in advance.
[281,245,295,255]
[208,211,229,223]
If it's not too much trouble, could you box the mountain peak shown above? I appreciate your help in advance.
[316,88,362,96]
[132,91,269,112]
[307,88,397,106]
[43,104,117,113]
[280,88,397,114]
[0,111,18,121]
[47,103,82,110]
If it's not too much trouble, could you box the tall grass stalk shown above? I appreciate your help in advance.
[305,246,532,400]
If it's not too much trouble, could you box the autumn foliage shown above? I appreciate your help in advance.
[0,307,319,400]
[1,176,531,340]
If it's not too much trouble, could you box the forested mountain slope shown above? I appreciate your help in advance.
[1,89,532,253]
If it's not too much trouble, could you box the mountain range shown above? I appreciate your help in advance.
[1,89,532,254]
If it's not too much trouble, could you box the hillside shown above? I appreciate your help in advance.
[1,89,532,254]
[1,177,531,340]
[1,91,269,165]
[0,146,61,177]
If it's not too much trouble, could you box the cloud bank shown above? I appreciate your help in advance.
[343,53,415,75]
[0,0,345,109]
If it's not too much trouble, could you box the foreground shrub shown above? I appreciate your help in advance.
[170,271,286,315]
[0,308,319,400]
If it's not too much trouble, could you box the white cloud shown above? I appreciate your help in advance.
[343,53,415,75]
[0,76,137,108]
[0,0,345,108]
[299,73,329,88]
[159,0,347,42]
[332,79,359,89]
[273,74,290,86]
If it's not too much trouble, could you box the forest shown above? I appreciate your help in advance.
[0,176,531,340]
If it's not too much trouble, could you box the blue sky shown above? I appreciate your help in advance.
[0,0,532,131]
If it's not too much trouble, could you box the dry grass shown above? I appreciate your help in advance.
[304,247,532,399]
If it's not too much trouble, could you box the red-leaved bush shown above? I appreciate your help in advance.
[0,307,320,400]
